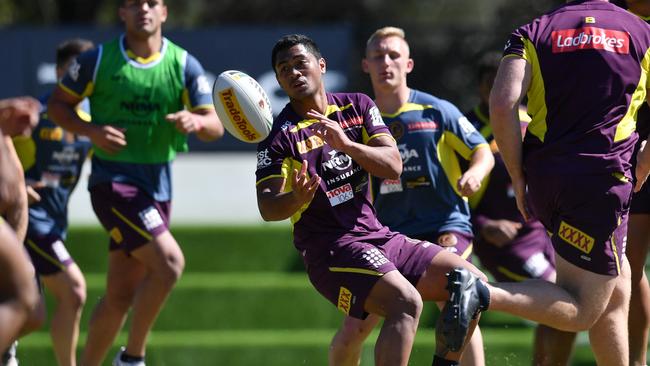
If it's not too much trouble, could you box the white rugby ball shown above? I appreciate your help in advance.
[212,70,273,143]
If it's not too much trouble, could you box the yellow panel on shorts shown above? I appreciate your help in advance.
[110,227,123,244]
[558,221,594,254]
[337,287,352,315]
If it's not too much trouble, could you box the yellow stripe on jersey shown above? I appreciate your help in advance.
[436,133,467,200]
[59,81,95,100]
[285,158,313,226]
[329,267,384,276]
[12,136,36,171]
[380,102,431,119]
[362,129,393,145]
[290,103,354,132]
[615,47,650,142]
[521,39,549,143]
[126,49,161,64]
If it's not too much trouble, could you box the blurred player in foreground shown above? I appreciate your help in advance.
[0,96,40,362]
[328,26,494,366]
[256,33,491,366]
[13,38,94,366]
[440,1,650,365]
[47,1,223,365]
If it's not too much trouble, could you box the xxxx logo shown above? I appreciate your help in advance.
[558,221,594,254]
[337,287,352,315]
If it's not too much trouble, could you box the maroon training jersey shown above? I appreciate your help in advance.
[504,0,650,175]
[255,93,394,253]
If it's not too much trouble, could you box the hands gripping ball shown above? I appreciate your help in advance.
[213,70,273,143]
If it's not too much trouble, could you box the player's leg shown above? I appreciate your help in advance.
[0,220,38,351]
[626,213,650,366]
[587,256,630,366]
[81,250,145,366]
[41,263,86,366]
[532,325,576,366]
[364,270,423,366]
[328,314,380,366]
[25,234,86,366]
[124,230,184,357]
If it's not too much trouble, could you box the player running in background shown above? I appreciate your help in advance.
[466,51,578,366]
[47,1,223,365]
[443,1,650,364]
[12,38,94,366]
[328,26,494,366]
[0,98,40,358]
[257,33,491,366]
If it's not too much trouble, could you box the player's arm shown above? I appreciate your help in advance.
[0,137,28,242]
[490,56,532,220]
[458,144,494,197]
[167,54,224,141]
[306,109,402,179]
[256,161,321,221]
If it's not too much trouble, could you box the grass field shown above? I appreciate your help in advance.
[16,225,601,365]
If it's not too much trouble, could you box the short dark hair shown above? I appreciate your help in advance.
[477,51,502,81]
[56,38,94,68]
[271,34,322,70]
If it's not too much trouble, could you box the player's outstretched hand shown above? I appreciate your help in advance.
[0,97,40,137]
[292,160,321,205]
[481,219,522,247]
[166,110,203,134]
[89,125,126,155]
[306,109,351,151]
[457,171,482,197]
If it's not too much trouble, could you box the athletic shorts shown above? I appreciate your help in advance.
[414,230,473,263]
[305,232,443,319]
[24,233,74,276]
[527,172,631,276]
[631,179,650,214]
[90,182,171,253]
[474,226,555,282]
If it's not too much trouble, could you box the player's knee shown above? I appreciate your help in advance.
[387,287,423,321]
[67,284,87,310]
[158,251,185,285]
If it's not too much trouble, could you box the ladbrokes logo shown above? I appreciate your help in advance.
[558,221,595,254]
[552,27,629,54]
[337,287,352,315]
[219,88,259,141]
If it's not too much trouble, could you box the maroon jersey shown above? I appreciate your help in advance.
[255,93,394,254]
[504,0,650,176]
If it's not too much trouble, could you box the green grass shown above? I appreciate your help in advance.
[23,225,600,365]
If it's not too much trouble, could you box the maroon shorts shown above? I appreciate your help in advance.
[527,172,631,276]
[474,225,556,282]
[25,233,74,276]
[414,230,473,262]
[305,231,443,319]
[90,182,171,253]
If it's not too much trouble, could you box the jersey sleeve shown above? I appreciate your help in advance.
[183,53,214,111]
[358,93,391,144]
[255,130,293,185]
[503,24,532,60]
[439,100,488,160]
[58,48,100,99]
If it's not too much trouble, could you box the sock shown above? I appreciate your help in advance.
[476,279,490,311]
[432,355,459,366]
[121,352,144,363]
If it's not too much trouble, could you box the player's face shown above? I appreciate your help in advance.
[274,44,326,101]
[120,0,168,37]
[363,36,413,91]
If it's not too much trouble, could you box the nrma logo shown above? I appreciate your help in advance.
[398,144,419,164]
[322,150,352,171]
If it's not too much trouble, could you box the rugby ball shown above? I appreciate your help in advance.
[212,70,273,143]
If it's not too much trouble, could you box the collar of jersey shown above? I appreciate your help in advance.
[119,34,168,69]
[289,103,354,132]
